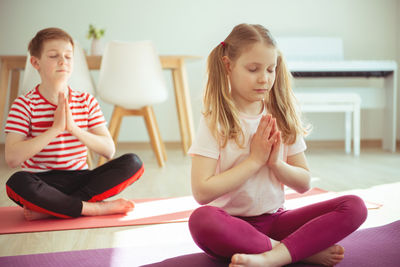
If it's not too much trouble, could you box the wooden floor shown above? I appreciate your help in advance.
[0,142,399,257]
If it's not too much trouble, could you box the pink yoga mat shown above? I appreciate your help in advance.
[0,188,381,234]
[0,196,199,235]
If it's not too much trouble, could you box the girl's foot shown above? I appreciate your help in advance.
[229,243,291,267]
[302,244,345,266]
[81,198,135,216]
[23,206,52,221]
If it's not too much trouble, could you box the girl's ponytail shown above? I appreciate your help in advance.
[203,43,244,148]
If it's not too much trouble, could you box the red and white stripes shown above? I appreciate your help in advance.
[5,85,106,172]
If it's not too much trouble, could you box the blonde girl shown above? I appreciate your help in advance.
[188,24,367,267]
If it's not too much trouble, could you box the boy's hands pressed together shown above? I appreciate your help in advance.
[52,92,66,133]
[65,94,78,134]
[52,92,78,135]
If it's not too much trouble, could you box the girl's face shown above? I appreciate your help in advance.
[31,39,74,85]
[224,42,277,113]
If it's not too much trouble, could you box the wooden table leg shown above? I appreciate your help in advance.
[9,70,20,109]
[0,61,10,127]
[171,59,195,154]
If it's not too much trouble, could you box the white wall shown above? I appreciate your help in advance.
[0,0,399,143]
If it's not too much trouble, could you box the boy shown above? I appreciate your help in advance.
[5,27,143,220]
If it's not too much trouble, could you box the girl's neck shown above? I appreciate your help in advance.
[234,99,264,116]
[38,81,68,105]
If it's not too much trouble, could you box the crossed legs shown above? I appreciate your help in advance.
[189,195,367,266]
[6,153,144,220]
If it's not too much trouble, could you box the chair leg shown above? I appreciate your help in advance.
[87,149,93,169]
[143,106,166,167]
[345,111,351,154]
[97,106,123,166]
[353,103,361,156]
[109,106,124,143]
[148,106,167,161]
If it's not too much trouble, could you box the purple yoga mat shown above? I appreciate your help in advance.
[1,220,399,267]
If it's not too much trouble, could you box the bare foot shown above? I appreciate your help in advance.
[303,244,345,266]
[81,198,135,216]
[229,243,292,267]
[23,206,52,221]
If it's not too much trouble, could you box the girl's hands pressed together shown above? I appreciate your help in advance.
[266,120,281,167]
[249,115,280,168]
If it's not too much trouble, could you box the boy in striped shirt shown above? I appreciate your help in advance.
[4,28,144,220]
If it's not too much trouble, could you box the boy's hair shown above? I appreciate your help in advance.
[203,23,308,148]
[28,27,74,58]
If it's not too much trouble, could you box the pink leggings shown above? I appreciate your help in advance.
[189,195,367,263]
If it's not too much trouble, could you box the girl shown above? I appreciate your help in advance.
[188,24,367,267]
[5,28,144,221]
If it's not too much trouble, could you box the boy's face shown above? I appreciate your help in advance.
[31,39,74,85]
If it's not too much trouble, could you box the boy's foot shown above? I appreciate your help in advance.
[82,198,135,216]
[302,244,345,266]
[23,206,52,221]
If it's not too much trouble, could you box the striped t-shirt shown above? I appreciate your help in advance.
[5,85,107,172]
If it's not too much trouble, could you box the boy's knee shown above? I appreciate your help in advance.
[6,171,32,204]
[120,153,143,170]
[6,171,29,189]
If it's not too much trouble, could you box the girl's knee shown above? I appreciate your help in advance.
[189,206,228,236]
[342,195,368,227]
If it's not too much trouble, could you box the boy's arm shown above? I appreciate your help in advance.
[69,124,115,160]
[5,94,65,168]
[5,129,61,168]
[64,95,115,160]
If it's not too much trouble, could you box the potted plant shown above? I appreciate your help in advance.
[87,24,105,55]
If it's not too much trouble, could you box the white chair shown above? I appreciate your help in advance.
[296,92,361,156]
[97,40,168,167]
[21,41,96,167]
[21,41,95,95]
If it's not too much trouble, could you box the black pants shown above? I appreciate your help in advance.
[6,153,144,218]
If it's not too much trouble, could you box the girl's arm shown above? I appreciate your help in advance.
[191,154,264,205]
[191,115,277,205]
[270,152,311,193]
[267,131,311,193]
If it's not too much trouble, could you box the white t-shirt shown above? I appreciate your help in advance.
[188,110,306,217]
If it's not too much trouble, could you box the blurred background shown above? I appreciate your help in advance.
[0,0,399,146]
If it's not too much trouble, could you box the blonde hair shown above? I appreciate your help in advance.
[203,23,308,148]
